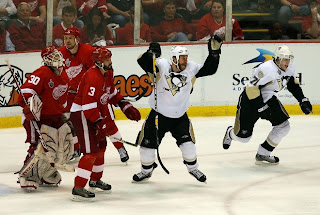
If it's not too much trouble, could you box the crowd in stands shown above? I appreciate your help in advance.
[1,0,320,53]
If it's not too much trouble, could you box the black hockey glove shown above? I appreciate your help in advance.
[208,35,222,57]
[299,97,312,115]
[148,42,161,58]
[258,104,272,120]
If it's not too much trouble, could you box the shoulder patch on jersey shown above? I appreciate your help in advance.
[65,58,71,67]
[257,71,264,79]
[48,79,54,88]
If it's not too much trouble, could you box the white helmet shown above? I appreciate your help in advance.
[41,46,64,69]
[274,45,294,61]
[170,46,189,67]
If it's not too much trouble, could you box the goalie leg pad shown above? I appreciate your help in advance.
[37,158,61,185]
[40,124,59,164]
[58,123,74,164]
[18,143,44,177]
[19,176,39,191]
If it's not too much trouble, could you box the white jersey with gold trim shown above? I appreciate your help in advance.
[248,59,295,103]
[148,58,203,118]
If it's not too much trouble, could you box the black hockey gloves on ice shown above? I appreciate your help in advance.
[148,42,161,58]
[208,35,222,57]
[299,98,312,114]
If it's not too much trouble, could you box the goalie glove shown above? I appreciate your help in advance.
[23,95,42,121]
[118,99,141,121]
[299,97,312,115]
[208,35,222,57]
[148,42,161,58]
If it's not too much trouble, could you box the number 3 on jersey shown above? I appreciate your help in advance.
[28,75,40,85]
[88,87,96,96]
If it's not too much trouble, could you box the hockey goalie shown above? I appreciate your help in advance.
[16,46,75,191]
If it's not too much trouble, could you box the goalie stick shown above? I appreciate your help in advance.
[126,86,148,102]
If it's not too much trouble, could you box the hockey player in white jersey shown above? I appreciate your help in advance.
[223,45,313,165]
[132,35,222,183]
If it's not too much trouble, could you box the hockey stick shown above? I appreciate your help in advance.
[107,135,137,147]
[4,59,51,155]
[126,86,148,102]
[152,53,169,174]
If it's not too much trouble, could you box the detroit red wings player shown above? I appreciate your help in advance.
[70,47,140,201]
[17,46,70,190]
[60,27,133,163]
[59,27,95,158]
[59,27,95,112]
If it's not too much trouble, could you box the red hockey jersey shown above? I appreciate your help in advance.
[197,14,244,41]
[70,67,123,123]
[59,43,95,92]
[18,66,69,116]
[77,0,108,16]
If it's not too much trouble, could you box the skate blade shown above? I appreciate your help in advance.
[255,160,279,166]
[88,187,112,194]
[131,178,150,183]
[71,195,95,202]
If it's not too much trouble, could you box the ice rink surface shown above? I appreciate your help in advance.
[0,115,319,215]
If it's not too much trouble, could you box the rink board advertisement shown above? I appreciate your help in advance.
[0,42,319,125]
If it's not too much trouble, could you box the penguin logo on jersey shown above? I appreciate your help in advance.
[164,73,187,96]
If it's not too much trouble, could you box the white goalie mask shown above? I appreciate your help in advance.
[274,45,294,62]
[170,46,189,68]
[41,46,64,69]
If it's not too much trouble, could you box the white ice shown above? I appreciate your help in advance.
[0,116,319,215]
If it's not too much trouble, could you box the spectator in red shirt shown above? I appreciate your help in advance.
[53,6,79,47]
[151,0,193,42]
[77,0,110,24]
[8,2,46,51]
[302,0,320,39]
[116,6,151,45]
[197,0,243,41]
[80,7,114,46]
[14,0,46,24]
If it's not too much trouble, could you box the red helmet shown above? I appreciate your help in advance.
[92,47,112,64]
[64,27,80,38]
[41,46,64,68]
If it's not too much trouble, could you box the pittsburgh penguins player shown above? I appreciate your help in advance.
[223,45,312,165]
[133,35,222,183]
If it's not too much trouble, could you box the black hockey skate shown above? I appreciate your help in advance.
[132,163,158,182]
[71,187,95,201]
[223,126,233,149]
[89,180,112,193]
[69,150,81,162]
[117,146,129,163]
[189,169,207,182]
[255,153,279,165]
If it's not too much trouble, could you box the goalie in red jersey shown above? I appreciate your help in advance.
[17,46,74,191]
[70,47,140,201]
